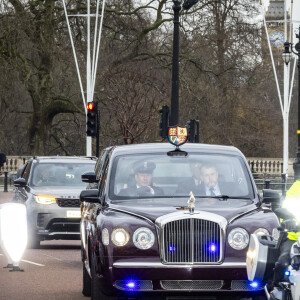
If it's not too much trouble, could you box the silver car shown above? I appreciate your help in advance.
[14,156,96,248]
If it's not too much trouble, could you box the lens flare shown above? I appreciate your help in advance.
[249,281,258,288]
[126,281,136,289]
[209,244,216,252]
[169,244,176,252]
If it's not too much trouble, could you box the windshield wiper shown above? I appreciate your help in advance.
[194,195,251,201]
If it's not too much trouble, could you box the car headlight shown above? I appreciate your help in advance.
[253,228,269,236]
[111,228,130,247]
[34,195,56,205]
[228,227,249,250]
[133,227,155,250]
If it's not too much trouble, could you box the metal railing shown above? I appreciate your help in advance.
[253,172,294,198]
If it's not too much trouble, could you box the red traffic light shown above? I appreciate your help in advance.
[87,102,96,110]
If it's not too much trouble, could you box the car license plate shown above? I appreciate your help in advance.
[66,210,81,218]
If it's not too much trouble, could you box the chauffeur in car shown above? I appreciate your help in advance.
[80,133,280,300]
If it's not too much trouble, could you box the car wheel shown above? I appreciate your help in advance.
[27,234,40,249]
[90,254,113,300]
[82,263,91,297]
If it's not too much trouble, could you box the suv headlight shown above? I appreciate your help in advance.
[253,228,269,236]
[228,227,249,250]
[133,227,155,250]
[111,228,130,246]
[34,195,56,205]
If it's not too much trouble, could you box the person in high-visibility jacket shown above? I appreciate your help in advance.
[271,181,300,287]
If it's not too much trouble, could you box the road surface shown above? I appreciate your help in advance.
[0,191,85,300]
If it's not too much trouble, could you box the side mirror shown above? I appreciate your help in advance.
[262,189,281,210]
[81,172,98,183]
[14,178,27,188]
[80,189,100,203]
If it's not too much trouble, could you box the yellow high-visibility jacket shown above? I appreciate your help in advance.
[282,180,300,241]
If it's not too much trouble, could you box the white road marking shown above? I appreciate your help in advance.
[20,259,45,267]
[0,253,45,267]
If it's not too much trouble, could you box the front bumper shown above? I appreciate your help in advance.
[27,200,81,240]
[113,260,246,269]
[100,258,264,293]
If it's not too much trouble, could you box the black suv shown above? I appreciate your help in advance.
[14,156,96,248]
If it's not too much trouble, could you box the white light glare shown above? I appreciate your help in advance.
[0,203,27,266]
[247,250,256,259]
[282,197,300,222]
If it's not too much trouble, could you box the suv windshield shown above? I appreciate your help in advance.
[31,162,94,188]
[109,153,254,199]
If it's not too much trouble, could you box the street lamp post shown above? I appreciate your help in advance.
[170,0,182,127]
[169,0,198,127]
[291,27,300,180]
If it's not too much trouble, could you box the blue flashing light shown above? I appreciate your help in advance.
[209,244,216,252]
[249,281,259,288]
[126,281,136,289]
[169,244,176,252]
[284,271,290,276]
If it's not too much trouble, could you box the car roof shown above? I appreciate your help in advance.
[31,156,96,164]
[108,143,244,157]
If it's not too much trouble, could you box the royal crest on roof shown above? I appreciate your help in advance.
[168,126,187,146]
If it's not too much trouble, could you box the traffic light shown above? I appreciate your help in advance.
[187,119,200,143]
[187,119,195,143]
[195,118,200,143]
[86,101,98,137]
[159,105,169,139]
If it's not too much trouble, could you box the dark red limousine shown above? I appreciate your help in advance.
[80,143,279,300]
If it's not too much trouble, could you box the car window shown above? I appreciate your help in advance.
[109,153,254,199]
[30,162,95,188]
[95,149,109,181]
[22,161,32,182]
[99,161,109,196]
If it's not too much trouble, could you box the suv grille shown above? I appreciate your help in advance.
[163,218,221,263]
[56,198,81,208]
[46,218,80,232]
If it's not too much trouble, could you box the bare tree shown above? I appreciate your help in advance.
[0,0,82,155]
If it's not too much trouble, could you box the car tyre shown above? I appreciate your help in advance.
[90,254,114,300]
[27,234,40,249]
[82,263,91,297]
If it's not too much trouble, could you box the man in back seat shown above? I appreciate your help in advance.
[177,160,204,196]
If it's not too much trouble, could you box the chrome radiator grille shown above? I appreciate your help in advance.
[162,218,221,263]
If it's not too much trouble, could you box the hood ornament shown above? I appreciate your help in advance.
[187,191,195,214]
